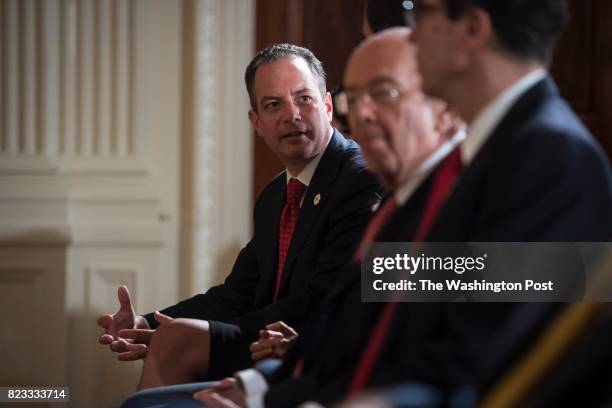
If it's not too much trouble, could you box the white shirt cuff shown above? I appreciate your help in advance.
[298,402,325,408]
[235,368,269,408]
[245,393,266,408]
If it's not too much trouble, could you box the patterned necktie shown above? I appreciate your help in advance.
[274,178,307,302]
[349,146,464,396]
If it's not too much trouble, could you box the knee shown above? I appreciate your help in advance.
[149,319,210,359]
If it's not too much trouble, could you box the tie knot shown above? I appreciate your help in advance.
[286,178,306,206]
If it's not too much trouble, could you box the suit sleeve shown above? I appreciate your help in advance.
[228,164,381,340]
[144,200,265,329]
[473,126,612,242]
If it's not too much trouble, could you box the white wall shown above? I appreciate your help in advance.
[0,0,254,406]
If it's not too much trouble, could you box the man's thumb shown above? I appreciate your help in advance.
[154,311,172,325]
[117,285,134,312]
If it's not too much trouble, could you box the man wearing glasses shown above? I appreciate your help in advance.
[189,28,467,408]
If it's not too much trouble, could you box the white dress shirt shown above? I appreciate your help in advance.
[285,129,332,207]
[395,129,467,206]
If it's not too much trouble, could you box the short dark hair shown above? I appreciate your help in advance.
[444,0,569,63]
[365,0,408,33]
[244,43,327,111]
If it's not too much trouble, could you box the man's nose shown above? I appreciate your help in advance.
[282,101,302,122]
[351,97,377,124]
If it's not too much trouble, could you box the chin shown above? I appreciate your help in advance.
[283,148,312,162]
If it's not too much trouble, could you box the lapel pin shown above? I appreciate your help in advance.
[372,201,380,212]
[313,193,321,206]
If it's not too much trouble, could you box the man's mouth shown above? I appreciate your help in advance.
[282,130,309,139]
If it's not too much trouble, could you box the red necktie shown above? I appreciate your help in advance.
[274,178,307,301]
[413,147,463,242]
[353,197,399,263]
[348,147,463,397]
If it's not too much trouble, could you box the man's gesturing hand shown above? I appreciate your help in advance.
[114,311,172,360]
[97,285,152,360]
[249,321,298,362]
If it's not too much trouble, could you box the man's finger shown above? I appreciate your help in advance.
[193,390,239,408]
[99,333,114,345]
[110,339,141,352]
[117,285,134,313]
[251,348,273,362]
[119,328,154,343]
[265,321,285,331]
[259,329,283,339]
[249,341,265,353]
[266,321,297,337]
[97,314,113,329]
[212,377,236,391]
[110,339,129,353]
[193,389,214,403]
[249,339,275,352]
[117,347,147,361]
[120,342,147,352]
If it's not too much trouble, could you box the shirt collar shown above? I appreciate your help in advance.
[395,128,467,206]
[461,68,547,166]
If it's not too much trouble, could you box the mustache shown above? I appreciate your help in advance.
[281,125,310,138]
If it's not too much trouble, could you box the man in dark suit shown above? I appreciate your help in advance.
[97,43,381,390]
[340,0,612,405]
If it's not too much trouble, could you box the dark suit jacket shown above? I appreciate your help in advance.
[144,129,381,361]
[262,77,612,407]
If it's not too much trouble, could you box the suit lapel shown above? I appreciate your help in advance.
[328,181,433,300]
[257,175,286,303]
[428,77,555,240]
[277,130,348,295]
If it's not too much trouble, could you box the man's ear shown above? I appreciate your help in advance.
[324,91,333,121]
[248,109,261,136]
[462,7,494,51]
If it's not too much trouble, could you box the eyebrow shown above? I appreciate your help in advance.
[260,88,312,105]
[344,76,399,91]
[366,77,400,87]
[291,88,311,96]
[261,96,281,105]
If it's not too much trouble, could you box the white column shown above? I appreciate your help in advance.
[61,0,77,156]
[43,0,61,158]
[78,0,94,156]
[97,0,112,155]
[114,0,131,156]
[5,0,20,155]
[23,0,39,155]
[191,0,219,292]
[0,1,5,152]
[189,0,254,292]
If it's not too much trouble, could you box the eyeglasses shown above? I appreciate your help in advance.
[334,83,408,116]
[403,0,447,27]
